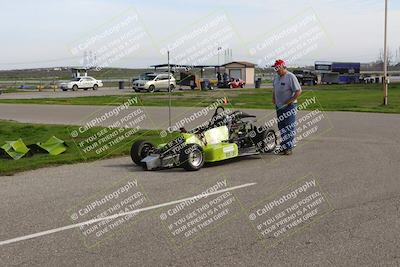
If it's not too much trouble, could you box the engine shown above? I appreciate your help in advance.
[228,117,255,149]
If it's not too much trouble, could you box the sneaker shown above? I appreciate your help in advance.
[283,149,293,155]
[275,149,290,155]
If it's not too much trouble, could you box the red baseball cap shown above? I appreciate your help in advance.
[272,59,286,68]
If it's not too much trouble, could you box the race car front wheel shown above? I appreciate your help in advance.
[130,140,155,166]
[180,144,204,171]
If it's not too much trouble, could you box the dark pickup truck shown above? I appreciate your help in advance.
[293,70,318,85]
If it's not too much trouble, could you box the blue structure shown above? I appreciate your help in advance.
[315,61,361,84]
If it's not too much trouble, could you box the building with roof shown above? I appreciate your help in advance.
[70,67,89,78]
[220,61,256,86]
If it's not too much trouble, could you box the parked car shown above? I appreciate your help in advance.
[229,78,246,88]
[293,70,318,85]
[60,76,103,91]
[132,73,176,93]
[132,72,153,85]
[217,78,246,88]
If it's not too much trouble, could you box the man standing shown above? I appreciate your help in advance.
[217,72,222,82]
[271,59,302,155]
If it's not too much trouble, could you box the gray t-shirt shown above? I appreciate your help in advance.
[273,72,302,108]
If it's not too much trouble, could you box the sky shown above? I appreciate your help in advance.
[0,0,399,70]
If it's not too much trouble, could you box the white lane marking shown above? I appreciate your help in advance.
[0,182,256,246]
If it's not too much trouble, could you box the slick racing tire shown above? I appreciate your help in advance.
[179,144,205,171]
[254,129,277,153]
[130,140,155,166]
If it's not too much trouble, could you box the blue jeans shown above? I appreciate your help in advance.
[276,103,297,150]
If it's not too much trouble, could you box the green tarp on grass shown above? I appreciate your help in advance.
[0,136,67,160]
[0,139,30,160]
[31,136,67,156]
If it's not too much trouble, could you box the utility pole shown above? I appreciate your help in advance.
[397,46,400,65]
[383,0,388,105]
[224,49,227,64]
[217,47,222,66]
[168,51,171,128]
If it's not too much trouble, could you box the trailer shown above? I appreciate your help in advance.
[315,61,361,84]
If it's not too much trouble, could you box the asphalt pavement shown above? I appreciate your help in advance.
[0,104,399,266]
[0,88,133,99]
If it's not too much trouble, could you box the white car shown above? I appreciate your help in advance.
[133,73,176,93]
[60,76,103,91]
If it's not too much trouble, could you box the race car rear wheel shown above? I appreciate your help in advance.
[179,144,204,171]
[255,129,277,153]
[130,140,155,165]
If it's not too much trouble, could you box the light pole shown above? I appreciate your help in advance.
[383,0,388,105]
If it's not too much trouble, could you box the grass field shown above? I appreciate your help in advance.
[0,84,399,113]
[0,120,172,175]
[0,88,19,93]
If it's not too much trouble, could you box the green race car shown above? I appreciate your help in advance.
[130,106,277,171]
